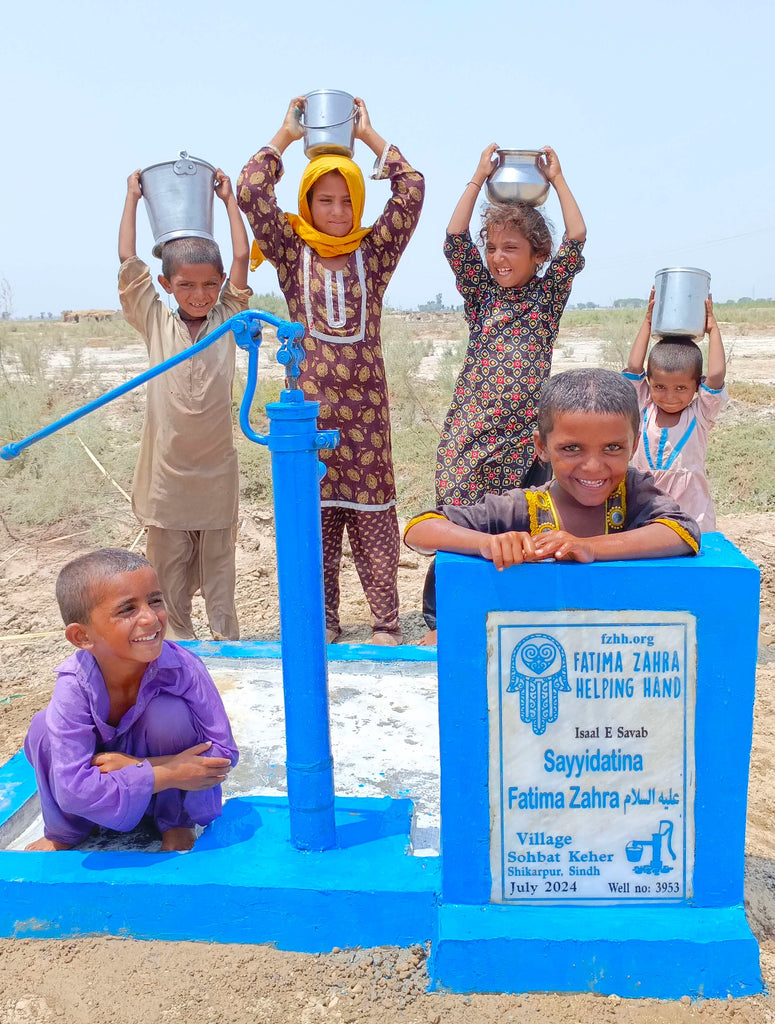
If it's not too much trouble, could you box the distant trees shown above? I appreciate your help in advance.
[613,298,647,309]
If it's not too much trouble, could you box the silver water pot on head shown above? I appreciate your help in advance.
[139,151,217,259]
[652,268,711,339]
[301,90,358,159]
[485,149,550,207]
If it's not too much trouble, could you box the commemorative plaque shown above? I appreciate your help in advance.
[488,610,696,905]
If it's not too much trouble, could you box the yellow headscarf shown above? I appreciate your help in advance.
[250,154,372,270]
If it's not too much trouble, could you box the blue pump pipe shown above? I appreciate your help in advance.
[1,310,339,851]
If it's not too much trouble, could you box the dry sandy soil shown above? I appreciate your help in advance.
[1,321,774,1022]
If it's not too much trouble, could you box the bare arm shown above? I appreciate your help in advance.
[532,523,695,563]
[447,144,498,234]
[405,516,537,569]
[267,95,306,155]
[539,147,586,242]
[353,97,388,159]
[92,741,231,793]
[118,170,142,263]
[704,296,726,389]
[215,170,249,291]
[626,288,655,374]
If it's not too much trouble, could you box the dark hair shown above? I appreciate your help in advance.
[479,202,553,261]
[647,339,703,384]
[56,548,153,625]
[537,368,640,440]
[161,237,224,279]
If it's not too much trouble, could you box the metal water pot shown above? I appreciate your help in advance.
[302,90,357,159]
[485,149,550,207]
[139,151,217,259]
[652,267,711,339]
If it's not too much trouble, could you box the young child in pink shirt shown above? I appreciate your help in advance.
[624,293,728,532]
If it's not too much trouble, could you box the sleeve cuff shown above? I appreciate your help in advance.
[371,142,391,180]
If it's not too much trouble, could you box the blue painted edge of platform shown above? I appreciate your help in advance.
[0,791,440,951]
[179,639,437,662]
[430,903,764,999]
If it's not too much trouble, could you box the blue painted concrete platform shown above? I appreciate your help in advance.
[0,647,440,950]
[0,751,438,949]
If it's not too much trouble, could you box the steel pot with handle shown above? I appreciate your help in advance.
[301,90,357,159]
[139,151,217,259]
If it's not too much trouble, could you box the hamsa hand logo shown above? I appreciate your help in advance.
[507,634,569,735]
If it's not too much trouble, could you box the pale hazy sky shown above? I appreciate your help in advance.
[1,0,773,316]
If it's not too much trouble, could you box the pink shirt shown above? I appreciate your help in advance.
[624,372,728,532]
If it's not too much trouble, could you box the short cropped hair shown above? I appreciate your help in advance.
[479,202,553,262]
[161,237,224,279]
[56,549,153,625]
[647,339,703,384]
[537,368,640,440]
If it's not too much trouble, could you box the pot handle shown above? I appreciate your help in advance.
[300,106,358,130]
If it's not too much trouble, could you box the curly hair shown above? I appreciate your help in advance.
[479,202,554,261]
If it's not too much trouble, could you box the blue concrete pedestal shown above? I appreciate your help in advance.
[431,534,763,998]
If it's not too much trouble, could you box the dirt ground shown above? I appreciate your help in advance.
[1,507,775,1023]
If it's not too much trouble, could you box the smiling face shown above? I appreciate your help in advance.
[535,410,637,508]
[68,567,167,676]
[647,368,699,415]
[484,225,541,289]
[158,262,226,319]
[308,170,354,236]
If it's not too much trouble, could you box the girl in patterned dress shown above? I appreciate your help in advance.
[421,144,586,643]
[238,97,424,645]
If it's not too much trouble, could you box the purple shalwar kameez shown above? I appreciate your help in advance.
[24,641,239,846]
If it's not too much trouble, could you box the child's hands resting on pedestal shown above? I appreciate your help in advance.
[477,530,537,570]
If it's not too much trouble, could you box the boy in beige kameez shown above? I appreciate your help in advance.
[118,169,251,640]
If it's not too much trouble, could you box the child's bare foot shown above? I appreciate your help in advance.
[25,837,72,851]
[418,629,437,646]
[161,827,197,852]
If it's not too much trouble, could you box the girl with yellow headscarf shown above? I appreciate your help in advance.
[238,97,424,646]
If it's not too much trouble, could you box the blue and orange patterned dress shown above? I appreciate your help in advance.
[436,231,585,506]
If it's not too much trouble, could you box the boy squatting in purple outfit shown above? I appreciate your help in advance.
[24,549,238,852]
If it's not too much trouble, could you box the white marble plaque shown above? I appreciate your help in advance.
[488,610,696,905]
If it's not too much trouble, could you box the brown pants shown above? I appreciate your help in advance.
[321,506,400,636]
[145,526,239,641]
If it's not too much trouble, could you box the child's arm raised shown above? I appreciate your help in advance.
[626,287,655,374]
[118,170,142,263]
[447,144,498,234]
[353,97,388,160]
[215,170,249,292]
[704,295,726,390]
[267,95,306,155]
[539,147,586,242]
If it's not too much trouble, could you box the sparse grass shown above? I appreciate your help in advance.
[707,419,775,514]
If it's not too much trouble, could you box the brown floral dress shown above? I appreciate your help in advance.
[237,145,424,635]
[436,232,585,506]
